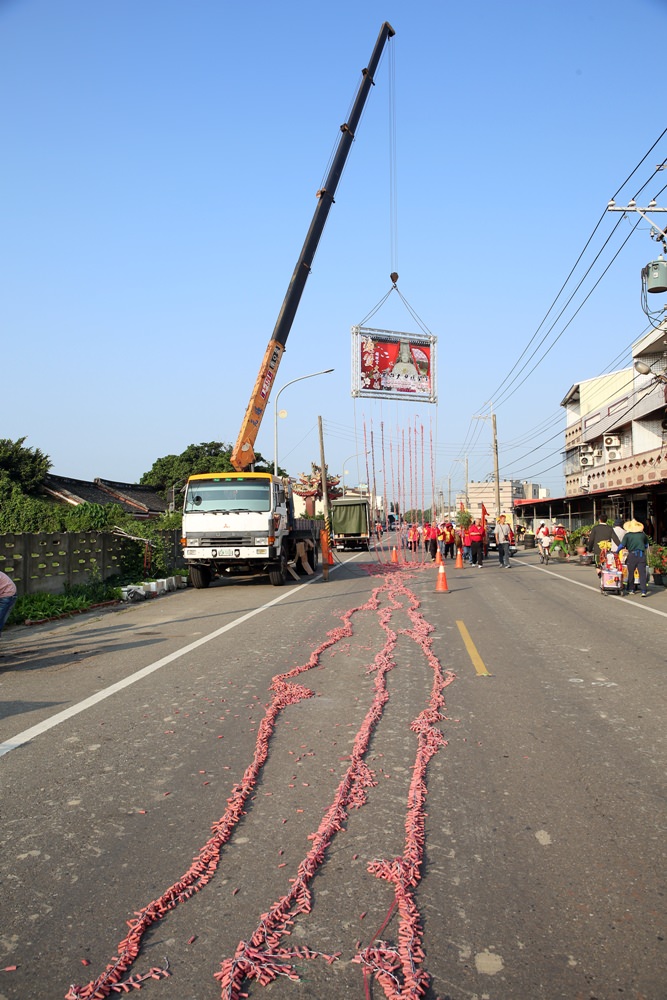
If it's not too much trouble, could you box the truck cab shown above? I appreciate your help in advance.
[181,472,317,587]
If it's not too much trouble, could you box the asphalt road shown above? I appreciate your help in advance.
[0,545,665,1000]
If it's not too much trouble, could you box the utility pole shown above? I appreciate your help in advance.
[492,411,501,515]
[473,408,501,515]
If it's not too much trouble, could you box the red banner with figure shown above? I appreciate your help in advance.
[351,326,437,402]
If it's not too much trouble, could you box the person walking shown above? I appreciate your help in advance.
[586,516,614,574]
[407,523,419,554]
[462,525,472,564]
[495,514,512,568]
[427,522,439,561]
[610,518,626,554]
[443,522,456,560]
[0,570,17,638]
[618,518,651,597]
[437,522,446,561]
[469,518,485,568]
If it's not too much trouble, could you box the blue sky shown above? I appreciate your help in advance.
[3,0,667,502]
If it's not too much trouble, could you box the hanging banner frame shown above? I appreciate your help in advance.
[351,326,437,402]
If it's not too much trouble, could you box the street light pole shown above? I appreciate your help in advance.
[273,369,334,476]
[341,450,370,496]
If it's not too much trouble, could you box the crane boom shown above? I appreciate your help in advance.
[231,21,395,471]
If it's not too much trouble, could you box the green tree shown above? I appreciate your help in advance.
[62,502,123,532]
[456,508,473,529]
[0,437,51,491]
[0,475,62,532]
[140,442,279,496]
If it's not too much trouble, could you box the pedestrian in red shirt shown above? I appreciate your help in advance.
[469,519,485,567]
[427,522,439,561]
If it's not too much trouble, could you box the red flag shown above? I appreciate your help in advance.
[459,501,464,511]
[481,504,488,529]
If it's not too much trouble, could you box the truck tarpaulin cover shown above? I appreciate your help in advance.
[351,326,437,403]
[331,501,369,535]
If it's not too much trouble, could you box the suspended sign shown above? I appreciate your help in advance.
[351,326,437,402]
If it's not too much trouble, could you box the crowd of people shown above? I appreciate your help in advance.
[394,516,517,569]
[387,514,657,598]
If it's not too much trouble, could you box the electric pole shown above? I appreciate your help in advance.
[473,408,501,516]
[492,411,501,516]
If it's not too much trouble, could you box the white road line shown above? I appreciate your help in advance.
[518,559,667,619]
[1,558,355,759]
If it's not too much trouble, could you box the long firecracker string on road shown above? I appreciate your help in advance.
[356,564,450,998]
[216,565,453,1000]
[67,565,453,1000]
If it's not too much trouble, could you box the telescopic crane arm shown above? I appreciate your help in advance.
[230,21,395,472]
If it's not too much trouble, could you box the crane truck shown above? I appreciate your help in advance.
[181,23,394,587]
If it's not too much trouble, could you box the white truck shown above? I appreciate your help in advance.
[181,472,319,588]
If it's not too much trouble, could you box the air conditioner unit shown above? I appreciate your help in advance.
[579,445,594,454]
[606,449,622,461]
[580,456,592,467]
[604,435,620,448]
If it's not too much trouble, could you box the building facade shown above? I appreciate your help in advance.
[456,480,550,520]
[515,324,667,540]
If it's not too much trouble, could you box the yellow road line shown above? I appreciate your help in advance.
[456,620,491,676]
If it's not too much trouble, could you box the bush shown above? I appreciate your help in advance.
[568,524,593,552]
[648,544,667,572]
[8,578,123,625]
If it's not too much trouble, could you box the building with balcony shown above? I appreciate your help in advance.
[514,324,667,539]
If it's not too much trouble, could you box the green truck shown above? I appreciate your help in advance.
[330,497,372,551]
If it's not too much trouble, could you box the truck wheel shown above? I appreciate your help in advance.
[269,548,288,586]
[189,565,211,589]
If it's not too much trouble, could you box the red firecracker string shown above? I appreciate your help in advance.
[66,565,454,1000]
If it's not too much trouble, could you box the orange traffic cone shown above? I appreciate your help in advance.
[328,549,335,565]
[455,547,463,569]
[435,563,450,593]
[391,547,398,564]
[435,547,443,566]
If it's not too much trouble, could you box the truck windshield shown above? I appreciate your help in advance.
[185,480,271,513]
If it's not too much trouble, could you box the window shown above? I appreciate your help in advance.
[185,480,271,513]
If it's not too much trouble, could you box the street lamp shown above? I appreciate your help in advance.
[342,451,369,496]
[634,359,667,383]
[273,369,334,476]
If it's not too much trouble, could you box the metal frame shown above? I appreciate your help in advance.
[351,325,437,403]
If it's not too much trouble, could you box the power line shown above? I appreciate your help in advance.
[473,130,667,418]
